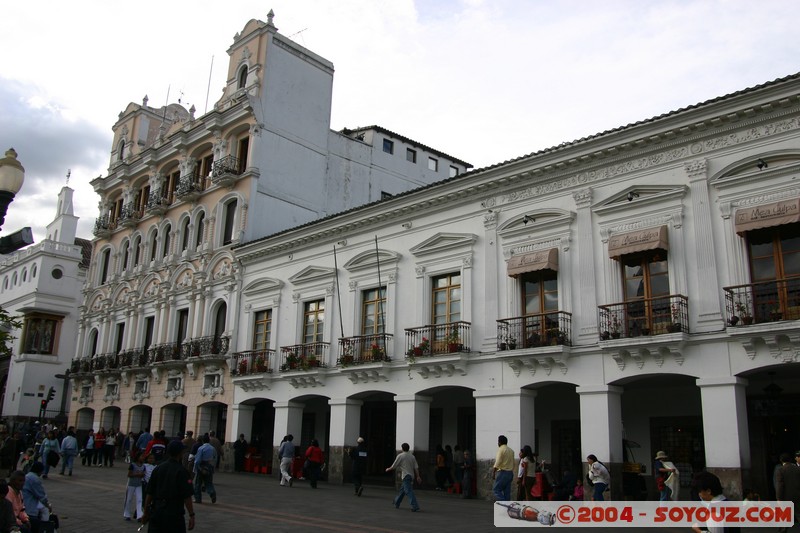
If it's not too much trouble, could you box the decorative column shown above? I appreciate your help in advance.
[229,404,255,444]
[474,389,536,497]
[328,398,363,485]
[272,401,304,473]
[573,188,598,339]
[577,385,624,499]
[696,377,750,499]
[685,159,725,331]
[482,210,500,351]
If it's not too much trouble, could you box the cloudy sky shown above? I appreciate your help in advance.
[0,0,797,243]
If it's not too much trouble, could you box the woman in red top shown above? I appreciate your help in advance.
[304,439,325,489]
[94,428,106,466]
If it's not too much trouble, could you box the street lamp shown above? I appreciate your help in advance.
[0,148,25,230]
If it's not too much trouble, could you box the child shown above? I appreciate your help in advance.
[571,478,584,501]
[142,453,156,490]
[123,453,145,521]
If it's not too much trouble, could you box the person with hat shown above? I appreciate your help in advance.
[142,439,195,532]
[653,451,679,501]
[348,437,368,496]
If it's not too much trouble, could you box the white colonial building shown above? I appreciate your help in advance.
[228,72,800,500]
[1,186,90,426]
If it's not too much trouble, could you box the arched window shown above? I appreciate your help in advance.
[88,328,99,357]
[181,218,191,252]
[22,268,27,282]
[149,230,158,262]
[100,249,111,284]
[222,199,238,245]
[117,139,125,161]
[32,265,37,278]
[162,224,171,259]
[195,212,205,248]
[121,241,130,272]
[133,236,141,267]
[214,303,227,354]
[237,65,248,89]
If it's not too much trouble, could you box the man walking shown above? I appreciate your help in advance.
[349,437,367,496]
[776,452,800,532]
[278,435,295,487]
[491,435,515,501]
[142,440,195,532]
[386,442,421,512]
[192,435,217,504]
[181,431,196,472]
[59,427,79,476]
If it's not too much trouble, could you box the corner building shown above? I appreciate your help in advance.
[230,72,800,500]
[68,12,470,457]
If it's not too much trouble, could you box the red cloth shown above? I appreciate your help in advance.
[305,446,324,464]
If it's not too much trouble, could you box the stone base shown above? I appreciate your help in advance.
[327,445,345,484]
[706,467,745,500]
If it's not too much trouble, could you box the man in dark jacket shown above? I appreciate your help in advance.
[349,437,368,496]
[776,452,800,531]
[142,440,195,533]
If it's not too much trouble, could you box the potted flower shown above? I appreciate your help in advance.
[446,329,462,353]
[282,352,299,371]
[254,354,267,372]
[769,301,782,321]
[238,359,248,375]
[407,337,429,361]
[370,343,385,361]
[507,336,517,350]
[733,299,752,325]
[610,315,622,339]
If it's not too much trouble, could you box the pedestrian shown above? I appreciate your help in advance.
[233,434,247,472]
[58,427,79,476]
[304,439,324,489]
[386,442,421,512]
[208,431,223,469]
[94,428,107,467]
[39,430,60,479]
[349,437,367,497]
[135,428,153,458]
[0,431,14,476]
[517,445,536,501]
[435,445,447,490]
[690,471,737,533]
[461,449,475,499]
[181,432,196,472]
[122,432,134,464]
[82,429,95,467]
[144,431,167,464]
[0,480,16,533]
[23,462,54,532]
[586,454,610,501]
[278,435,295,487]
[123,453,145,522]
[491,435,515,501]
[104,429,117,467]
[141,440,195,533]
[653,450,679,501]
[5,470,30,532]
[453,445,464,493]
[192,435,217,504]
[444,445,455,487]
[776,452,800,531]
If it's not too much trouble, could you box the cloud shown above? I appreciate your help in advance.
[0,78,107,242]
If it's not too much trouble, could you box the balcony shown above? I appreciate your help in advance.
[118,203,142,228]
[211,155,243,188]
[338,333,392,366]
[405,321,471,359]
[146,190,171,216]
[149,341,183,364]
[175,170,208,202]
[723,278,800,326]
[231,349,274,376]
[598,295,688,340]
[119,348,148,368]
[93,215,113,238]
[183,335,230,360]
[279,342,329,372]
[496,311,572,350]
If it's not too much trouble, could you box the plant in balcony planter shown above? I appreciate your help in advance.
[667,303,682,333]
[254,354,267,372]
[446,329,462,352]
[546,328,566,345]
[507,336,517,350]
[282,353,300,371]
[370,343,385,361]
[732,300,751,325]
[769,301,783,321]
[238,359,248,375]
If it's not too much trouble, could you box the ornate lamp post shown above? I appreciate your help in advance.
[0,148,25,230]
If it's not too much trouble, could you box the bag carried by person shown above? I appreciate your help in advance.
[198,462,213,478]
[47,450,60,467]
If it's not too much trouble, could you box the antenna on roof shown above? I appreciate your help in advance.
[288,28,308,45]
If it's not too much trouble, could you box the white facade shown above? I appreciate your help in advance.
[1,186,88,424]
[229,73,800,500]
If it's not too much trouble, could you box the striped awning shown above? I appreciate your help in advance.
[734,198,800,235]
[507,248,558,277]
[608,225,669,259]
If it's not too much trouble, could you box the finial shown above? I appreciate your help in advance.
[66,169,71,185]
[267,9,275,26]
[143,95,149,107]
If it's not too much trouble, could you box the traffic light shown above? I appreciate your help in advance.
[40,399,47,409]
[47,387,56,401]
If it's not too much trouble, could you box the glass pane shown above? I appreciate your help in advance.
[450,301,461,314]
[649,260,669,274]
[526,294,541,314]
[783,252,800,277]
[543,292,559,310]
[624,264,643,278]
[434,291,447,303]
[450,287,461,300]
[649,274,670,296]
[626,279,645,299]
[781,234,800,253]
[750,241,773,257]
[451,274,461,285]
[543,278,558,291]
[751,257,776,281]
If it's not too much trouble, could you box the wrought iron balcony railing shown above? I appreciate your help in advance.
[404,321,471,358]
[338,333,392,366]
[723,278,800,326]
[119,348,147,368]
[119,203,142,226]
[211,155,244,187]
[231,349,275,376]
[175,170,208,200]
[496,311,572,350]
[146,189,171,213]
[279,342,329,371]
[93,215,113,237]
[149,341,183,363]
[598,294,688,340]
[184,335,230,358]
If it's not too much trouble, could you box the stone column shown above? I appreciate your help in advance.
[482,210,500,351]
[577,385,623,499]
[697,377,750,499]
[685,159,725,331]
[394,394,432,486]
[474,389,536,497]
[272,401,304,473]
[229,404,255,443]
[573,188,598,340]
[328,398,363,485]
